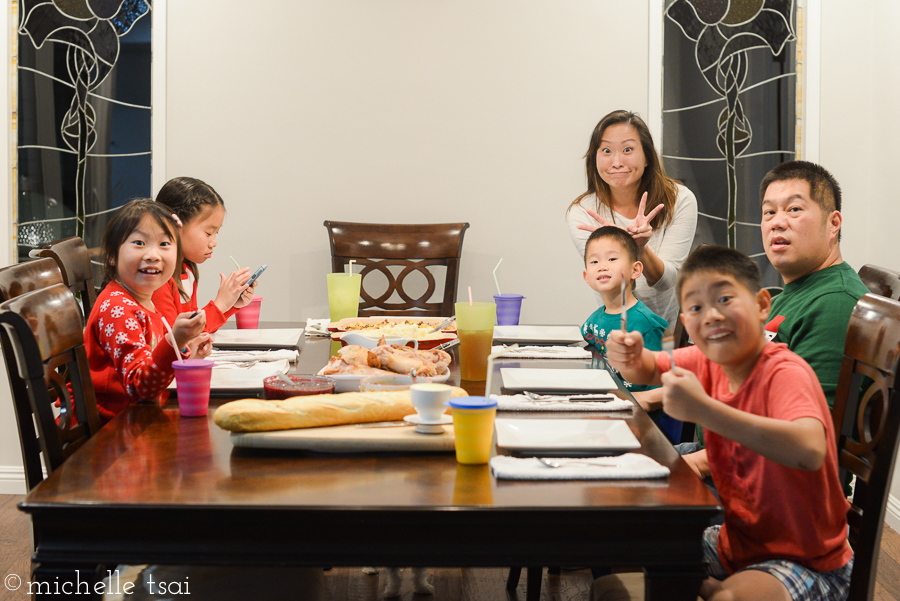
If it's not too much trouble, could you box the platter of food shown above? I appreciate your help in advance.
[318,340,454,392]
[328,317,457,349]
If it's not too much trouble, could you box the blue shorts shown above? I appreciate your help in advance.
[702,525,853,601]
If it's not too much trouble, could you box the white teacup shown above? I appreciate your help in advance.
[410,383,452,422]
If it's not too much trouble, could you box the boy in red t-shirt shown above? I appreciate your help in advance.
[605,245,853,601]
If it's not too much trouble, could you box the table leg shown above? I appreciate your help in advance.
[643,567,705,601]
[30,562,106,600]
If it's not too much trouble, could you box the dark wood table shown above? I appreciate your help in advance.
[20,334,721,601]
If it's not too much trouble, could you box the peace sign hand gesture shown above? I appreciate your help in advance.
[626,192,664,249]
[575,208,617,234]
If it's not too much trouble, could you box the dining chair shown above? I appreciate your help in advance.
[858,264,900,301]
[34,235,98,323]
[0,283,102,491]
[323,221,470,317]
[0,259,67,490]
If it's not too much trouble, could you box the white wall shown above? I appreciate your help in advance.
[166,1,647,328]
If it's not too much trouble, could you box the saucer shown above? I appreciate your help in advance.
[404,413,452,434]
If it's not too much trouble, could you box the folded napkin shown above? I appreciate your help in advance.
[212,359,291,377]
[305,318,332,337]
[492,394,632,412]
[490,454,670,480]
[208,349,299,365]
[490,345,591,359]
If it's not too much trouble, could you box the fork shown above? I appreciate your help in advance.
[522,391,615,403]
[539,458,621,468]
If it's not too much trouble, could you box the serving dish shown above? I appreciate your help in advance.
[329,368,450,393]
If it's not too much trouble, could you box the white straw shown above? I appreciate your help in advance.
[347,259,356,275]
[161,317,183,363]
[492,258,503,296]
[484,344,519,398]
[229,256,241,269]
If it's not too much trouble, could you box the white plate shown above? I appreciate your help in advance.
[327,368,451,393]
[500,368,617,393]
[167,360,291,392]
[493,325,583,345]
[211,328,303,349]
[403,414,452,426]
[494,418,640,455]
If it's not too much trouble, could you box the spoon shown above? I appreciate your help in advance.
[276,372,294,384]
[429,315,456,333]
[539,458,621,468]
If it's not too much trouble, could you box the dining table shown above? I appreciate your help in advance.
[19,324,721,601]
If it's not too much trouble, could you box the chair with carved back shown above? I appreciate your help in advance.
[323,221,470,318]
[0,259,66,490]
[831,293,900,600]
[858,264,900,301]
[35,235,98,323]
[0,283,102,491]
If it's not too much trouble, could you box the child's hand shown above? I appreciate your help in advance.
[172,310,206,350]
[231,278,258,309]
[186,332,213,359]
[605,330,645,371]
[214,267,252,312]
[660,368,709,423]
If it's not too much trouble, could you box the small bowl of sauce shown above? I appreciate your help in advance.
[263,375,336,400]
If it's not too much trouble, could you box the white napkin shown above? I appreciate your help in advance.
[492,394,632,412]
[490,454,670,480]
[490,345,591,359]
[305,318,332,337]
[208,349,300,365]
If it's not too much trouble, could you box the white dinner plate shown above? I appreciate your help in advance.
[167,360,291,392]
[211,328,303,350]
[500,368,617,393]
[493,325,584,345]
[494,418,640,455]
[327,368,451,393]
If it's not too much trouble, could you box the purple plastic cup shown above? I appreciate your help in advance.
[172,359,215,417]
[235,296,264,329]
[493,294,525,326]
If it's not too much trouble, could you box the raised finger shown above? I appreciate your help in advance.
[636,192,648,217]
[645,203,664,222]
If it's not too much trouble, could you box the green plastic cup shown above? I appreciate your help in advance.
[455,302,496,381]
[327,272,362,322]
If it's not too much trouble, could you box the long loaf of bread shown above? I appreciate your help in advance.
[213,387,469,432]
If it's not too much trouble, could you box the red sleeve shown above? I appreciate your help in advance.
[151,278,185,329]
[201,300,235,333]
[95,293,179,401]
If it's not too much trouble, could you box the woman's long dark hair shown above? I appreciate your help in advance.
[568,110,677,230]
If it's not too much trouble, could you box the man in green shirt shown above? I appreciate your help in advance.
[681,161,868,479]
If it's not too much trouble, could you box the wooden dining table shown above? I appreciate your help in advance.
[20,328,721,601]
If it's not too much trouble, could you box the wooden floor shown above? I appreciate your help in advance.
[2,492,900,600]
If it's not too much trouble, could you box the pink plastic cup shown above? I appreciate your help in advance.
[172,359,215,417]
[235,296,264,329]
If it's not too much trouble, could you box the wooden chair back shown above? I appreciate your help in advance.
[858,264,900,301]
[832,293,900,601]
[36,236,98,322]
[324,221,470,317]
[0,259,66,490]
[0,283,102,490]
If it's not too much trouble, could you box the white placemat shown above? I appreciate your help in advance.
[489,454,669,480]
[490,345,591,359]
[492,394,632,412]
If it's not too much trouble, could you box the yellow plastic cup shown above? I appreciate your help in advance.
[448,396,497,464]
[327,272,362,322]
[455,301,496,381]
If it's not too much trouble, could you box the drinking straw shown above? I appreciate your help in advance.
[230,256,241,269]
[161,317,183,363]
[492,258,503,296]
[347,259,356,275]
[484,344,520,399]
[468,286,473,306]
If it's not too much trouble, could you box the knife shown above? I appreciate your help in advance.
[356,421,413,428]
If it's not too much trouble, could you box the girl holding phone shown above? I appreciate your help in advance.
[153,176,258,332]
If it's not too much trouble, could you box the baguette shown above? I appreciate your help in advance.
[213,387,468,432]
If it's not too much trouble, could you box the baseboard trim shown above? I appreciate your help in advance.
[0,465,27,495]
[886,493,900,534]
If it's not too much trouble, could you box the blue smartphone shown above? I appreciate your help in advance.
[245,264,267,287]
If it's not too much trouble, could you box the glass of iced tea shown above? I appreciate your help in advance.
[454,302,496,381]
